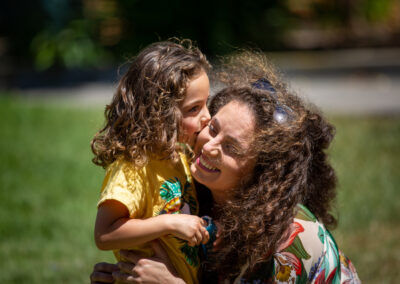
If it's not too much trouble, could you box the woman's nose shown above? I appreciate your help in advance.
[202,140,219,157]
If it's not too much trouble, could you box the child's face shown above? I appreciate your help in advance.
[179,70,211,148]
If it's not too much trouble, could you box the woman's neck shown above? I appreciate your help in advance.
[211,191,228,206]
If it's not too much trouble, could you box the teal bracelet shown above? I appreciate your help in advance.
[201,216,217,257]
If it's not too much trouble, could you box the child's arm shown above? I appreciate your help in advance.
[94,200,209,250]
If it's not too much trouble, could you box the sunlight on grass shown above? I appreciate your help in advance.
[330,116,400,283]
[0,96,399,283]
[0,97,114,283]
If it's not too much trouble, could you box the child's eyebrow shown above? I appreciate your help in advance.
[182,98,206,107]
[188,99,203,105]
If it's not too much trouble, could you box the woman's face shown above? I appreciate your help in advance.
[190,100,257,203]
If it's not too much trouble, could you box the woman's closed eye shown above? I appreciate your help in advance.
[223,143,241,156]
[209,123,217,136]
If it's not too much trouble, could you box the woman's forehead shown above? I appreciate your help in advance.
[213,101,255,143]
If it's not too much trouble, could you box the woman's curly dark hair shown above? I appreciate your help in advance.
[204,52,337,280]
[91,39,210,168]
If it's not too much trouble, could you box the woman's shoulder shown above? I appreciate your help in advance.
[269,205,324,282]
[271,204,361,283]
[276,204,324,253]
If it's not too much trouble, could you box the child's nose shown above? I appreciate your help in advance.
[200,108,211,127]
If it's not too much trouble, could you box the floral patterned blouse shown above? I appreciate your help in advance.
[232,204,361,284]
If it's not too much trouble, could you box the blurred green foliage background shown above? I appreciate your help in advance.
[1,0,399,71]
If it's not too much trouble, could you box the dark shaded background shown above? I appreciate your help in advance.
[1,0,399,89]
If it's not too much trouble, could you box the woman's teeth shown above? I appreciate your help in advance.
[199,155,219,172]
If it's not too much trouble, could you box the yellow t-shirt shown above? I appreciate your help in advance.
[98,152,200,284]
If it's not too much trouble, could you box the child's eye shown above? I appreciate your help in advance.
[188,106,200,113]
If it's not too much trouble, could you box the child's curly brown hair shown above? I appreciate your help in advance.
[91,39,210,168]
[203,51,337,280]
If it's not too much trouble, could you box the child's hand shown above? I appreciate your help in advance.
[167,214,210,246]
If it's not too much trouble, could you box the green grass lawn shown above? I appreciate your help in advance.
[0,96,399,283]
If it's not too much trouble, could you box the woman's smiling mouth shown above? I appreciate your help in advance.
[196,153,220,173]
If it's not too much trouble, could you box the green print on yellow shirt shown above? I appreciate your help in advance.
[159,177,200,268]
[159,177,197,215]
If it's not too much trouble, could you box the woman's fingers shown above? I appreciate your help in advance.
[112,271,136,284]
[94,262,119,273]
[90,271,115,283]
[90,262,118,283]
[213,231,222,251]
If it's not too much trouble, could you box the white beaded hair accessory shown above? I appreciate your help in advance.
[252,78,294,124]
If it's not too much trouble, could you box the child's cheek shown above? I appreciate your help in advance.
[182,118,197,139]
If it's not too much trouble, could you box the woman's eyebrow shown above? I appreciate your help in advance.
[225,135,243,148]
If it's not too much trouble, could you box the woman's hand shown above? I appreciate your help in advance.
[166,214,209,246]
[90,262,119,283]
[113,240,186,284]
[212,220,222,251]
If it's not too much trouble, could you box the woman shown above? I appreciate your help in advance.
[91,54,360,283]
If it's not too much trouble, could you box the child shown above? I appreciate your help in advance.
[91,39,211,284]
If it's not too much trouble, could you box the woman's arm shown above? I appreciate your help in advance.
[119,241,186,284]
[95,200,209,250]
[90,241,186,284]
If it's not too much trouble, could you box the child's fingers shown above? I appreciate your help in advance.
[195,230,203,245]
[200,218,207,227]
[201,227,209,244]
[188,238,196,247]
